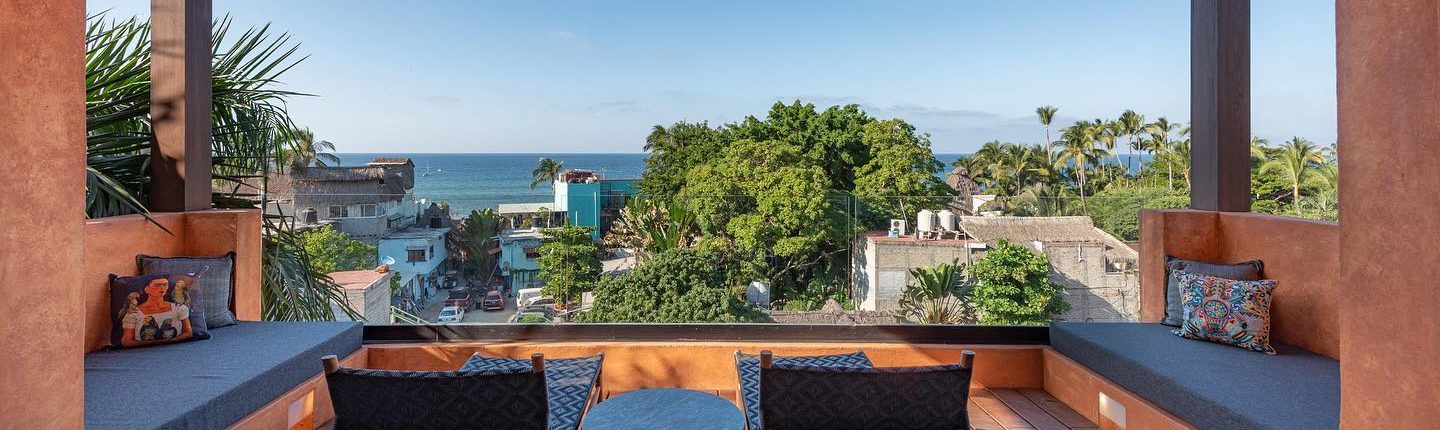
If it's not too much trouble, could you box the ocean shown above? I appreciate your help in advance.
[336,153,1147,216]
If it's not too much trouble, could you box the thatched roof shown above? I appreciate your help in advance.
[959,216,1138,261]
[262,161,414,207]
[945,166,980,215]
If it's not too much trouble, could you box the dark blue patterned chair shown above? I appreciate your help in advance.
[734,350,875,430]
[756,350,975,430]
[460,352,605,430]
[322,354,549,430]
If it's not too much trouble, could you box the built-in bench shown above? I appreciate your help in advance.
[1044,210,1342,429]
[81,211,362,429]
[85,322,362,430]
[1050,323,1338,429]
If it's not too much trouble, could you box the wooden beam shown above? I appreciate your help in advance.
[1190,0,1251,212]
[150,0,213,212]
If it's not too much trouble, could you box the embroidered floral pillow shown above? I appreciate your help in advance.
[108,273,210,349]
[1171,271,1278,355]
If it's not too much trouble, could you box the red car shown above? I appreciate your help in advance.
[481,290,505,311]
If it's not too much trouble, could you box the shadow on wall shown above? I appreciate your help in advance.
[1050,270,1136,322]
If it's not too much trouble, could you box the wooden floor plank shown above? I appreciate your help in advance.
[971,388,1037,429]
[968,399,1007,430]
[1019,388,1098,429]
[992,389,1072,430]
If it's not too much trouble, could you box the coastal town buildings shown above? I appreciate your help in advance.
[852,216,1138,322]
[261,157,452,309]
[507,169,638,241]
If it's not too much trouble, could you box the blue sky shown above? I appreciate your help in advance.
[89,1,1336,153]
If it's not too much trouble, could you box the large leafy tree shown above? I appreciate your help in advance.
[535,225,601,306]
[968,239,1068,325]
[299,226,377,274]
[86,15,355,321]
[574,249,760,323]
[635,101,947,305]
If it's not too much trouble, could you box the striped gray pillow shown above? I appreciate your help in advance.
[138,252,237,328]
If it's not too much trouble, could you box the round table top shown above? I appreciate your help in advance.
[582,388,745,430]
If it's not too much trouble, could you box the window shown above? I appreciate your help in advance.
[523,247,540,259]
[328,205,348,219]
[407,248,426,262]
[360,204,378,217]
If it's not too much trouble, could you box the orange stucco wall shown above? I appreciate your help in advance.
[1337,1,1440,427]
[1139,210,1341,359]
[82,210,262,352]
[366,342,1044,401]
[0,0,87,428]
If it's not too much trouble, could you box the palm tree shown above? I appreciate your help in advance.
[898,259,974,324]
[1260,137,1329,213]
[1098,119,1122,181]
[1119,110,1145,173]
[1055,121,1110,213]
[1250,136,1271,164]
[1145,118,1180,189]
[85,14,356,321]
[530,157,565,189]
[1036,106,1059,163]
[278,127,340,170]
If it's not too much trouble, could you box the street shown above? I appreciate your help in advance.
[416,286,519,323]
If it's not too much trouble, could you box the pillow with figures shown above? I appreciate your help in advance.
[1171,270,1279,354]
[108,273,210,349]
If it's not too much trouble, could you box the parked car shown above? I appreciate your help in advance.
[481,290,505,311]
[437,306,464,323]
[508,310,554,324]
[444,289,476,310]
[515,287,545,306]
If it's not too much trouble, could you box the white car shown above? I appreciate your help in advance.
[436,305,464,323]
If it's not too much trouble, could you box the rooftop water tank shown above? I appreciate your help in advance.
[300,207,318,224]
[937,209,956,231]
[916,209,936,234]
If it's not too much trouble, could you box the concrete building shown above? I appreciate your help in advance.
[328,268,395,324]
[852,216,1139,322]
[497,228,545,293]
[377,226,450,309]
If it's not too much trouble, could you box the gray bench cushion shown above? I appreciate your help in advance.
[1050,323,1338,430]
[85,321,363,430]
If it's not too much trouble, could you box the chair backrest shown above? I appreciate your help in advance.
[758,350,974,430]
[323,355,549,430]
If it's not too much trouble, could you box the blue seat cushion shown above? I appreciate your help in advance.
[460,353,605,430]
[734,351,874,430]
[1050,322,1339,430]
[85,321,363,430]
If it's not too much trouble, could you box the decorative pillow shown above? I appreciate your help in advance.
[109,273,210,349]
[1163,257,1264,326]
[138,252,237,328]
[734,351,874,430]
[460,353,604,430]
[1171,271,1278,354]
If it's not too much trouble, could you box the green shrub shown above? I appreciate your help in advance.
[968,239,1068,325]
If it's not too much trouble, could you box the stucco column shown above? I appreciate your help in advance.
[1337,0,1440,427]
[0,0,88,428]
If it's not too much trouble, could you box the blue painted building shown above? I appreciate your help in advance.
[496,228,545,293]
[551,170,638,241]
